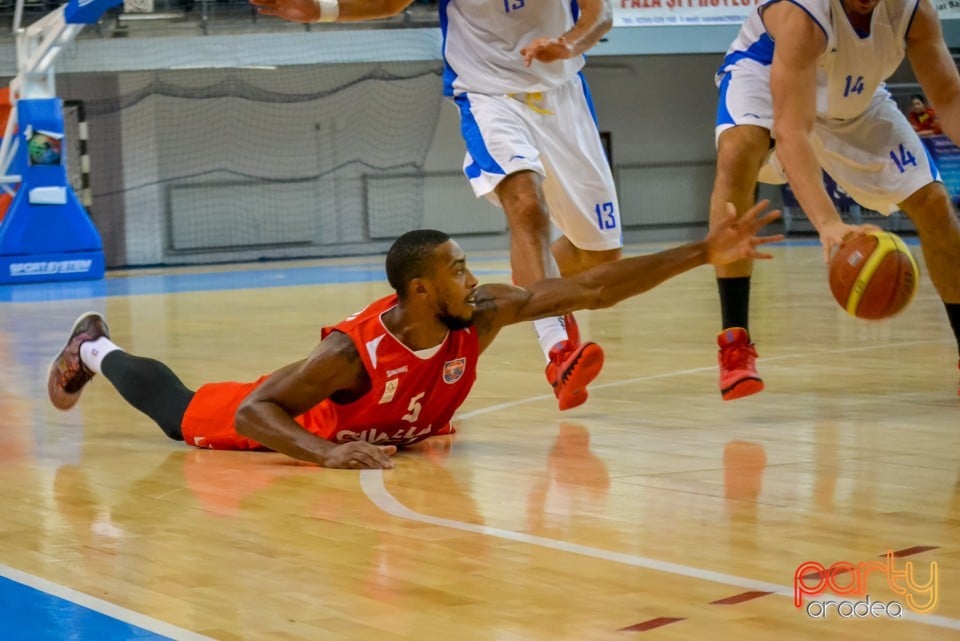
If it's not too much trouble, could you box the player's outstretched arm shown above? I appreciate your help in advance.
[907,0,960,144]
[235,331,396,469]
[250,0,412,24]
[472,201,782,350]
[521,0,611,66]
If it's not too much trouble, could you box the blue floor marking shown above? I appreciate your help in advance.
[0,262,509,303]
[0,576,172,641]
[0,237,921,304]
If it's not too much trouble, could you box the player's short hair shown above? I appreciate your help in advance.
[911,94,926,103]
[385,229,451,298]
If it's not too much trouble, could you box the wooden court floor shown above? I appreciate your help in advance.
[0,241,958,640]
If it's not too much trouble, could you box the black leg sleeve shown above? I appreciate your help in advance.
[100,351,194,441]
[718,276,752,332]
[945,302,960,356]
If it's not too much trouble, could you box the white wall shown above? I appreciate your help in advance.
[420,54,726,243]
[33,51,926,266]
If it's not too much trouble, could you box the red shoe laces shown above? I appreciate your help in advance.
[720,341,755,370]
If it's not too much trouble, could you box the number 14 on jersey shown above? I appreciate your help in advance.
[843,75,865,97]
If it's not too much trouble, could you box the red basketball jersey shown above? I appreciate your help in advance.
[300,294,479,446]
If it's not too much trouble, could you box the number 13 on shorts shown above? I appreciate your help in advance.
[595,202,617,229]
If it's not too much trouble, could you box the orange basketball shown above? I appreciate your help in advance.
[828,231,919,320]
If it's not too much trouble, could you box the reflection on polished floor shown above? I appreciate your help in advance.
[0,242,957,640]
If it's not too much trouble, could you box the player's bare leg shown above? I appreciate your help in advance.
[898,181,960,394]
[550,236,619,403]
[551,236,621,277]
[496,170,604,410]
[711,125,770,400]
[497,170,555,285]
[552,236,621,344]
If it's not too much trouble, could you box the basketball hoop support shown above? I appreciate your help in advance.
[0,0,121,284]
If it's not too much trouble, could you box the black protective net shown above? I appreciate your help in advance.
[56,62,443,266]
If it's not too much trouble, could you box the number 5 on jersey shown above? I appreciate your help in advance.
[402,392,424,423]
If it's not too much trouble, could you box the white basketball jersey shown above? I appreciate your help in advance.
[721,0,917,120]
[439,0,586,96]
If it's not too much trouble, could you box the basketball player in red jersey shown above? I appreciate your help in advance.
[47,202,780,470]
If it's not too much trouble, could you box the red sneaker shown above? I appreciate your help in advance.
[545,340,604,411]
[47,312,110,411]
[717,328,763,401]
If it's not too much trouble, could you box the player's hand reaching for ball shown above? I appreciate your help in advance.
[705,200,784,266]
[818,220,882,264]
[323,441,396,469]
[250,0,321,23]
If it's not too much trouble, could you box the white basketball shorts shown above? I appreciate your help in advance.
[716,61,941,214]
[452,75,622,251]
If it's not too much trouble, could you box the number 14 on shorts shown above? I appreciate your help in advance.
[595,202,617,229]
[889,143,917,174]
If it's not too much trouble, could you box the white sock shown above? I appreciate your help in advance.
[79,337,123,375]
[533,316,568,362]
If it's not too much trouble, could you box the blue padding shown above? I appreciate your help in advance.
[0,250,105,285]
[0,189,102,255]
[2,98,104,283]
[17,99,64,130]
[64,0,123,24]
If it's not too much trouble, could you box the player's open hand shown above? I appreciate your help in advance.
[324,441,397,469]
[706,200,783,266]
[521,37,574,66]
[818,220,881,264]
[250,0,319,23]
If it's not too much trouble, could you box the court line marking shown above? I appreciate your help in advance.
[363,335,959,630]
[360,471,960,630]
[458,337,953,419]
[0,564,216,641]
